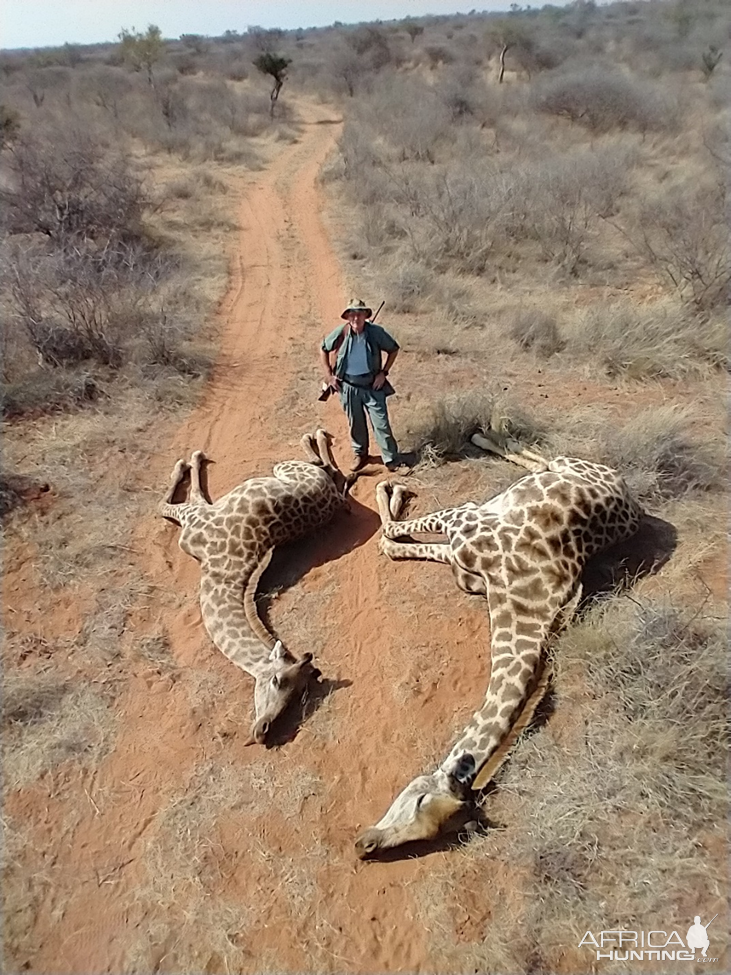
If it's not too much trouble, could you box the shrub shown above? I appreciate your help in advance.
[0,103,21,149]
[404,391,545,462]
[226,59,249,82]
[533,66,672,133]
[366,76,452,163]
[601,405,723,503]
[385,261,432,313]
[74,66,136,121]
[1,129,150,247]
[5,240,173,374]
[622,181,731,309]
[344,25,394,68]
[423,44,456,67]
[568,301,728,378]
[509,309,565,357]
[433,64,483,121]
[412,165,513,273]
[519,147,632,271]
[1,370,101,418]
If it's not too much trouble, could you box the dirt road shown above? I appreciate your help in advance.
[9,100,494,974]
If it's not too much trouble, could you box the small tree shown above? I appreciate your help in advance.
[180,33,207,55]
[118,24,164,87]
[486,19,534,82]
[253,52,291,118]
[404,22,424,43]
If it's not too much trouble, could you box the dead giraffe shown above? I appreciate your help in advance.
[159,430,346,745]
[355,429,643,857]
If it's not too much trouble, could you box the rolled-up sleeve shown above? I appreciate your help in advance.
[322,326,345,353]
[370,324,399,352]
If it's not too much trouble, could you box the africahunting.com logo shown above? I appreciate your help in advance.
[579,914,719,963]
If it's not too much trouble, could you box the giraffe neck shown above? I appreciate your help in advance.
[199,559,284,678]
[439,586,562,785]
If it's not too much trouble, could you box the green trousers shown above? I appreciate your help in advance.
[339,382,398,464]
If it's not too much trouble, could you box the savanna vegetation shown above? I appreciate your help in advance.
[2,2,729,973]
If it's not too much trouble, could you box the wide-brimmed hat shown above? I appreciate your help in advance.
[341,298,372,320]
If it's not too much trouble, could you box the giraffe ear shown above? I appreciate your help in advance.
[269,640,286,661]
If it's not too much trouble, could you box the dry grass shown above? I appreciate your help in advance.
[3,9,729,974]
[508,308,565,358]
[135,631,179,673]
[2,674,117,790]
[566,299,728,378]
[600,404,725,503]
[409,596,728,974]
[400,390,547,463]
[324,13,728,969]
[129,758,327,972]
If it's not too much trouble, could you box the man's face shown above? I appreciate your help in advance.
[346,310,367,334]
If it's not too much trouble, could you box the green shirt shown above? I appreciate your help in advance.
[321,322,399,380]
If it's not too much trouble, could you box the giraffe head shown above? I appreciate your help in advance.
[250,641,320,745]
[354,755,477,858]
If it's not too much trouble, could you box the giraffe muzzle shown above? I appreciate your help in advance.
[354,829,383,859]
[251,717,271,744]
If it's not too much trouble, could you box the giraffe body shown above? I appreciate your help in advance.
[160,431,344,744]
[356,432,643,856]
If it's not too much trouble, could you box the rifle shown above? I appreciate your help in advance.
[318,301,385,402]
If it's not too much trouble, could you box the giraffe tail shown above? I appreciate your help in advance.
[242,547,278,650]
[471,656,553,792]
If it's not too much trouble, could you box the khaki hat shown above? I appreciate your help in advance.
[341,298,372,320]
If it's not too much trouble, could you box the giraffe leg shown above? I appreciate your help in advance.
[471,430,548,474]
[300,432,320,464]
[382,511,450,540]
[388,483,411,519]
[375,480,449,539]
[379,537,453,564]
[188,451,210,505]
[375,480,396,525]
[314,429,340,475]
[158,459,189,521]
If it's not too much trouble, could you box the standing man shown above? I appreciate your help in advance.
[320,298,401,472]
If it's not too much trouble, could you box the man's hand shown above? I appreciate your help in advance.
[327,374,341,392]
[373,370,387,390]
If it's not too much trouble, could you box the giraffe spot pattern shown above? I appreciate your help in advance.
[381,452,643,792]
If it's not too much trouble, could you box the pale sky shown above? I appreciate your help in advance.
[1,1,559,50]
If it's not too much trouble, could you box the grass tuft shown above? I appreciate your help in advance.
[508,308,565,358]
[3,675,116,790]
[403,391,546,462]
[1,371,102,419]
[601,405,724,503]
[567,301,728,379]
